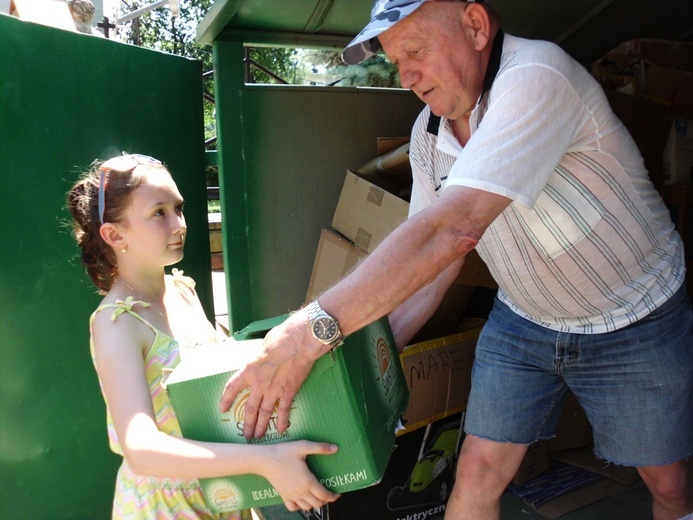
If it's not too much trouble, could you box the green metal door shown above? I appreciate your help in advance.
[0,14,210,519]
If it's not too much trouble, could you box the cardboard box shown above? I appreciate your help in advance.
[332,170,410,254]
[256,321,479,520]
[507,458,644,519]
[305,228,492,342]
[592,39,693,116]
[328,168,495,342]
[377,136,410,157]
[643,60,693,116]
[163,316,409,511]
[398,326,480,434]
[513,441,550,485]
[332,170,496,284]
[305,229,368,304]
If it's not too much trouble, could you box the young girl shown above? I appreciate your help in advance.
[67,153,339,519]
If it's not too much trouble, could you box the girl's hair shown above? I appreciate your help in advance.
[66,157,168,293]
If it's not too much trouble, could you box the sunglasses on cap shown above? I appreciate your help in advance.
[98,154,162,225]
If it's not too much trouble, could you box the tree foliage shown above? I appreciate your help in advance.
[297,49,400,88]
[113,0,401,183]
[247,47,305,84]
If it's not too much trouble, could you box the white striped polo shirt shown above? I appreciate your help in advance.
[408,34,685,333]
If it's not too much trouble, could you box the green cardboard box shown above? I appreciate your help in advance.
[163,316,409,512]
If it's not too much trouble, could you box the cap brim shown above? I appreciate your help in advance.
[341,2,424,65]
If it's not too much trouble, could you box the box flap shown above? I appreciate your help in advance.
[163,339,263,387]
[305,229,368,304]
[332,170,409,253]
[233,314,289,340]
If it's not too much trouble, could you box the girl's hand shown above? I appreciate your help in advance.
[262,441,340,512]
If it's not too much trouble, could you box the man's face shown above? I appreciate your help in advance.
[379,3,486,120]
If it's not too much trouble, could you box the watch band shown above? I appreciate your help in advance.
[306,299,345,349]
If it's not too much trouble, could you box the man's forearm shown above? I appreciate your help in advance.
[389,258,465,349]
[316,186,509,341]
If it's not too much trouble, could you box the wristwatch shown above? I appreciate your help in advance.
[306,299,345,349]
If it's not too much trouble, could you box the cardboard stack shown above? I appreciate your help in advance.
[317,326,484,520]
[257,129,645,517]
[593,39,693,187]
[306,138,497,346]
[298,142,544,518]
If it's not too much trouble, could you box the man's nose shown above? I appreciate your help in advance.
[398,65,420,90]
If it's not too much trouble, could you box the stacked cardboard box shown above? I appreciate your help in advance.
[312,323,485,520]
[592,39,693,116]
[303,142,492,517]
[257,318,481,520]
[306,138,497,346]
[592,39,693,187]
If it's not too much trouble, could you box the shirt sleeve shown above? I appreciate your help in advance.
[445,64,591,208]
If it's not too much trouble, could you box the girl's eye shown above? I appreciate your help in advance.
[154,209,164,216]
[177,203,185,214]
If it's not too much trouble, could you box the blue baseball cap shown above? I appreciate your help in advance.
[342,0,490,64]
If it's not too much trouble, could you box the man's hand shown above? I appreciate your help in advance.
[219,310,327,439]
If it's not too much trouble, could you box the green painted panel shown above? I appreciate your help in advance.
[198,0,693,70]
[212,0,368,35]
[0,14,208,519]
[212,40,254,333]
[197,0,369,45]
[214,73,423,330]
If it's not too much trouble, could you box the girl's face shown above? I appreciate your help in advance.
[120,169,187,267]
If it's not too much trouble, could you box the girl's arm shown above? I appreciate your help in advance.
[91,310,339,511]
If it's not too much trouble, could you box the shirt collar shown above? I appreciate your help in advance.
[427,29,505,137]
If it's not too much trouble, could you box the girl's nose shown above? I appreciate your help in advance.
[174,215,187,234]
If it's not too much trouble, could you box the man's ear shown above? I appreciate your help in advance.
[100,223,126,250]
[462,3,491,52]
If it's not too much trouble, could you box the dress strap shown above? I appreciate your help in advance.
[92,297,159,335]
[170,268,195,291]
[169,268,198,305]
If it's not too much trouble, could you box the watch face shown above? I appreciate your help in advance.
[312,317,338,341]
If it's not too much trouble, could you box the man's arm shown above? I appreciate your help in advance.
[388,257,465,350]
[221,185,511,439]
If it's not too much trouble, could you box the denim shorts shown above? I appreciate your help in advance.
[464,285,693,466]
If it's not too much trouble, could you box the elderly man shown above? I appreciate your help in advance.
[221,1,693,518]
